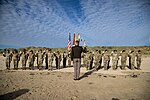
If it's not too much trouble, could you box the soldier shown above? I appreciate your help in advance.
[90,52,94,69]
[54,51,62,69]
[63,51,67,68]
[111,50,119,70]
[12,49,20,70]
[28,50,35,70]
[86,51,93,70]
[35,50,39,67]
[68,50,72,66]
[44,49,48,69]
[128,50,136,70]
[20,49,28,70]
[37,49,44,70]
[84,51,89,70]
[47,49,54,71]
[3,49,13,70]
[94,50,102,71]
[82,53,86,67]
[120,50,128,70]
[103,50,110,70]
[136,50,142,70]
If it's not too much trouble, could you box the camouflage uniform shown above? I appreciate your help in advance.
[20,50,28,70]
[103,50,110,70]
[85,52,93,70]
[3,50,12,70]
[48,50,54,70]
[44,50,48,69]
[82,53,86,67]
[37,50,44,70]
[136,50,142,70]
[94,50,102,70]
[63,52,67,68]
[55,51,62,69]
[68,50,72,66]
[12,50,20,70]
[120,50,128,70]
[111,50,119,70]
[128,51,136,70]
[28,50,35,70]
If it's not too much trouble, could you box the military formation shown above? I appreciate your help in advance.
[2,48,142,71]
[82,49,142,70]
[2,48,71,70]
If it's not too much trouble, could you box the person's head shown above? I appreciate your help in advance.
[113,50,117,53]
[57,51,60,54]
[64,51,66,54]
[96,50,98,52]
[6,49,10,53]
[105,49,108,52]
[13,49,18,53]
[138,50,141,53]
[131,50,134,53]
[22,49,26,53]
[75,40,79,46]
[122,50,125,52]
[48,49,52,53]
[39,49,42,53]
[99,50,101,53]
[30,50,33,54]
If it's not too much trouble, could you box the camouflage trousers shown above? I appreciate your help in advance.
[5,60,11,70]
[68,58,71,66]
[28,61,34,70]
[94,60,100,69]
[13,59,18,70]
[103,60,109,70]
[83,59,86,67]
[48,60,53,70]
[136,60,141,69]
[112,60,118,70]
[56,60,61,69]
[85,60,91,70]
[130,60,135,70]
[22,60,26,69]
[121,60,126,70]
[38,60,43,67]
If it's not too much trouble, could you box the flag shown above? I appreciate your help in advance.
[72,33,76,46]
[68,33,71,50]
[84,40,86,47]
[78,33,80,41]
[78,33,80,44]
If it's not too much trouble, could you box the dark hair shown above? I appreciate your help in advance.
[99,50,101,53]
[122,50,125,52]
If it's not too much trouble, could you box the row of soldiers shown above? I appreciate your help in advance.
[3,49,72,70]
[3,48,142,71]
[83,49,142,70]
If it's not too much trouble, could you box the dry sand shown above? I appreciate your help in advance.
[0,56,150,100]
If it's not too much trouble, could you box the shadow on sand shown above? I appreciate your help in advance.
[0,89,29,100]
[79,68,96,80]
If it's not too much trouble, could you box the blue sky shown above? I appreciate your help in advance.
[0,0,150,48]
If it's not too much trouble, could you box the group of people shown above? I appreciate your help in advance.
[3,49,72,70]
[2,42,142,80]
[71,40,142,80]
[82,49,142,71]
[2,48,142,72]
